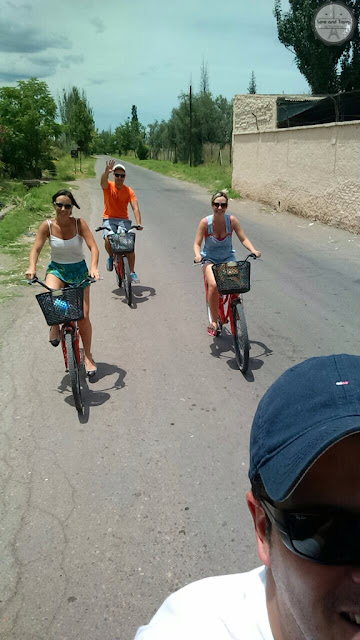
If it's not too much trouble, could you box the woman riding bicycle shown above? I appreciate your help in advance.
[25,189,100,375]
[194,191,261,337]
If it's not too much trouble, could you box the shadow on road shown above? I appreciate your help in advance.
[111,284,156,309]
[209,331,273,380]
[57,362,127,423]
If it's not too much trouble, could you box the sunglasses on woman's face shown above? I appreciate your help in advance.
[261,499,360,566]
[114,173,126,178]
[55,202,72,209]
[213,202,227,209]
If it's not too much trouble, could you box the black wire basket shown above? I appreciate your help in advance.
[212,261,251,294]
[108,232,135,254]
[36,287,84,326]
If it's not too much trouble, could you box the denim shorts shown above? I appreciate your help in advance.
[102,218,132,239]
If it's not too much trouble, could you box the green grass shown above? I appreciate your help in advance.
[52,153,96,181]
[0,180,72,250]
[122,157,240,199]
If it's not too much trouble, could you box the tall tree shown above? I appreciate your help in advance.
[274,0,360,93]
[59,87,94,154]
[248,71,257,94]
[200,59,210,93]
[0,78,59,177]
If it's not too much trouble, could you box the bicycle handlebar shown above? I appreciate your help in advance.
[27,275,97,291]
[95,224,142,232]
[193,253,258,265]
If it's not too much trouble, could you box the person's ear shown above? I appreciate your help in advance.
[246,491,271,567]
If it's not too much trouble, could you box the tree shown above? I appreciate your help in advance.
[200,59,210,93]
[248,71,257,94]
[274,0,360,93]
[0,78,60,178]
[92,128,117,154]
[59,87,94,154]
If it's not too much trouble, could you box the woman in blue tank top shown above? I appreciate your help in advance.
[194,191,261,337]
[26,190,99,376]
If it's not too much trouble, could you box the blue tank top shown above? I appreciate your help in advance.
[201,214,235,264]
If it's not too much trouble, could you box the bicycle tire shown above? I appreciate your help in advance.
[231,299,249,373]
[114,256,122,288]
[123,256,132,306]
[64,332,83,413]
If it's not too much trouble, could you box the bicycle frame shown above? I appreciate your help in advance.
[203,273,239,335]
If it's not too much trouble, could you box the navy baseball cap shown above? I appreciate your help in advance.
[249,354,360,502]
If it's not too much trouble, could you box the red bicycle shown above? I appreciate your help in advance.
[96,223,141,307]
[200,254,257,373]
[28,276,95,413]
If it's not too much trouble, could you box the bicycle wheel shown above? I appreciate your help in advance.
[64,332,83,413]
[123,256,132,306]
[231,299,249,373]
[114,255,122,288]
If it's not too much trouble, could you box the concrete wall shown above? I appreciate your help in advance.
[233,94,320,134]
[232,121,360,233]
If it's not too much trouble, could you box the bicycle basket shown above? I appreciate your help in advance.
[36,287,84,326]
[212,260,251,294]
[108,232,135,254]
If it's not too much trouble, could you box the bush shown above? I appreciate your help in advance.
[136,140,149,160]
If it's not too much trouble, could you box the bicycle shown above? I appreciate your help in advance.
[196,254,257,373]
[28,276,96,414]
[95,223,141,307]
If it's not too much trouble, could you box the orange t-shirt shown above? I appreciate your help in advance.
[102,182,137,219]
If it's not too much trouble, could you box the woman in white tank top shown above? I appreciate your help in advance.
[26,190,99,376]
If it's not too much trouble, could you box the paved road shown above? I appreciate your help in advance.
[1,156,359,640]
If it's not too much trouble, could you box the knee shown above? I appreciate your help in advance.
[208,282,217,294]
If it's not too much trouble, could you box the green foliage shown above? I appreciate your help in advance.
[274,0,360,93]
[92,129,117,154]
[136,139,149,160]
[248,71,257,94]
[0,79,60,178]
[58,86,95,154]
[145,64,233,166]
[114,105,147,155]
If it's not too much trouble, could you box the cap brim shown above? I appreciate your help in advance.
[259,416,360,502]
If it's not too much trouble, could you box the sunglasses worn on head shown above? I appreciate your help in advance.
[213,202,227,209]
[55,202,72,209]
[261,499,360,566]
[114,173,126,178]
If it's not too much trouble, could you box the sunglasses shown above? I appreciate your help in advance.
[213,202,228,209]
[114,173,126,178]
[55,202,72,209]
[261,499,360,566]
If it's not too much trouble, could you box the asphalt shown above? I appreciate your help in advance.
[0,156,359,639]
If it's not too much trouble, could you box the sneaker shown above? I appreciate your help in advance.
[106,256,113,272]
[130,272,140,283]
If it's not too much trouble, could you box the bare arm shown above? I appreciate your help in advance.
[193,219,207,262]
[231,216,261,257]
[25,221,49,279]
[130,199,143,229]
[100,159,115,189]
[78,219,100,278]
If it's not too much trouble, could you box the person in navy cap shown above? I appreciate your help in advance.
[134,354,360,640]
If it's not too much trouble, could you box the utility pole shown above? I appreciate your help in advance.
[189,81,193,167]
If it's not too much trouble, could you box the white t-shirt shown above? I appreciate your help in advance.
[134,566,273,639]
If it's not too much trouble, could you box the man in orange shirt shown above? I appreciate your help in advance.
[100,159,143,281]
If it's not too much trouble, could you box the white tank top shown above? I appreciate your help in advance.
[47,219,85,264]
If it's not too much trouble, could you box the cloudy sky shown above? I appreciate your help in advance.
[1,0,307,130]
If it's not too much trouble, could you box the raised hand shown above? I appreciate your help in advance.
[105,159,116,175]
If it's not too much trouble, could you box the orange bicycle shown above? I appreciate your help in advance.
[199,254,257,373]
